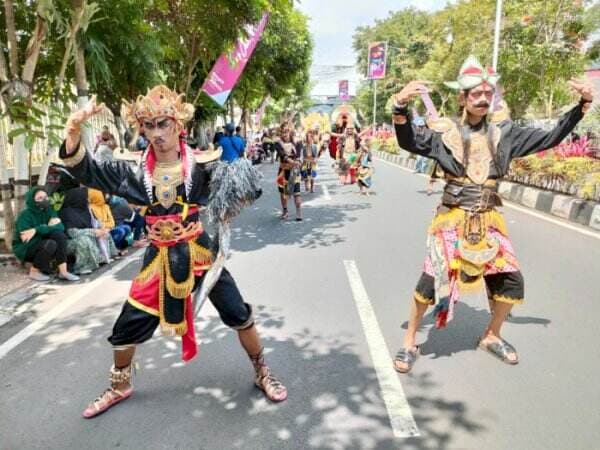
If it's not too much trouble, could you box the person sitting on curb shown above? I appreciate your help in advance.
[12,186,79,282]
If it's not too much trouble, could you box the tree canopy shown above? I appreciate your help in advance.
[352,0,600,122]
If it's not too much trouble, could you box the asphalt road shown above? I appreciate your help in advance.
[1,156,599,450]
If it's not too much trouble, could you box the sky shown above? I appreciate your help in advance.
[297,0,451,96]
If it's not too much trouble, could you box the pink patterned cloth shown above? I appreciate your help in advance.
[423,227,520,277]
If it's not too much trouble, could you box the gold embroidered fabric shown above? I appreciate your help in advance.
[441,124,501,185]
[152,161,184,209]
[61,144,86,167]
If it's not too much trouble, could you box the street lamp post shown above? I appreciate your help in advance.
[492,0,503,71]
[373,79,377,131]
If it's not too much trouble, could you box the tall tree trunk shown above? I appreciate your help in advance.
[3,0,20,78]
[0,38,9,84]
[0,117,15,252]
[41,1,88,186]
[12,7,48,212]
[113,113,125,149]
[74,42,93,151]
[228,98,237,124]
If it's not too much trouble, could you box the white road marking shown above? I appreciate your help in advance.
[375,156,600,241]
[322,184,331,201]
[0,256,137,360]
[343,260,420,438]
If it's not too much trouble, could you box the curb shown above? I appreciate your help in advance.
[373,150,600,232]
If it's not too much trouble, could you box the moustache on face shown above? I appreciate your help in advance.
[475,102,490,108]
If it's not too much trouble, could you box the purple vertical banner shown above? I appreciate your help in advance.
[367,42,387,79]
[201,13,269,106]
[255,95,270,126]
[339,80,349,101]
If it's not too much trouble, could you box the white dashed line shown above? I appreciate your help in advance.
[343,260,420,438]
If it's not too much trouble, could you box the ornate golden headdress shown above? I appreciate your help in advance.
[121,85,195,126]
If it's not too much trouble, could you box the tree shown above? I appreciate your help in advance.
[0,0,60,250]
[352,8,433,124]
[231,7,313,133]
[80,0,163,146]
[352,0,600,121]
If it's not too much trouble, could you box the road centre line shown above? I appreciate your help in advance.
[343,260,420,438]
[0,256,137,361]
[375,156,600,241]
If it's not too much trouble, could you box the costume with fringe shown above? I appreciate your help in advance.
[59,139,261,361]
[395,101,587,328]
[275,139,301,196]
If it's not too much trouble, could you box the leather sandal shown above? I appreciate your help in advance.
[393,346,419,373]
[478,337,519,365]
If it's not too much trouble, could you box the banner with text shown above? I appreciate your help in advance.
[367,42,387,80]
[201,13,269,106]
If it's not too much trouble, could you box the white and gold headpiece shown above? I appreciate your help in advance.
[121,85,194,126]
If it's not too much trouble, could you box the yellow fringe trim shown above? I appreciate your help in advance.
[158,258,189,337]
[493,294,524,305]
[61,144,86,167]
[133,239,211,337]
[190,240,213,265]
[414,291,434,305]
[135,255,161,284]
[127,297,159,317]
[429,208,508,236]
[162,246,194,300]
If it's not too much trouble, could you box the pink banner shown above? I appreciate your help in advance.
[201,13,269,106]
[339,80,349,101]
[367,42,387,80]
[255,95,270,126]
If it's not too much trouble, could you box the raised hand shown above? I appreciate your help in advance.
[393,80,432,106]
[568,79,594,102]
[65,95,106,153]
[67,95,106,129]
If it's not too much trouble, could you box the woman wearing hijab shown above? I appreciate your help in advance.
[59,187,106,274]
[88,188,130,253]
[12,186,79,281]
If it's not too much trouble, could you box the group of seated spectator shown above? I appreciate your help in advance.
[12,168,148,282]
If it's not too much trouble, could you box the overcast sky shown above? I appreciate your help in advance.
[297,0,451,96]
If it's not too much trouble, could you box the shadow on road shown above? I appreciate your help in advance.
[399,303,551,359]
[2,302,488,450]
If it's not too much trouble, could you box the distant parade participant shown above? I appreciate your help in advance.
[301,129,319,193]
[274,128,303,221]
[390,56,594,373]
[337,126,361,185]
[356,139,373,195]
[58,86,287,418]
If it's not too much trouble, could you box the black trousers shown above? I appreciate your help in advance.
[24,231,69,273]
[108,268,254,347]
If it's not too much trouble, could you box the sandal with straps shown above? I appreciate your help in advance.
[478,337,519,365]
[250,350,288,402]
[82,387,133,418]
[393,346,419,374]
[82,363,135,418]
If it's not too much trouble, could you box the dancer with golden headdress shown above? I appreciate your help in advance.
[59,86,287,418]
